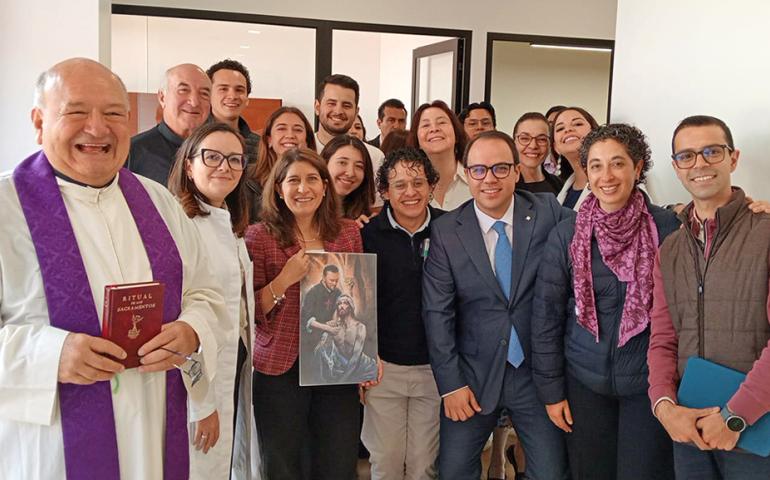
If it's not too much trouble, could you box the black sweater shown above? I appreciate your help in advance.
[361,204,444,365]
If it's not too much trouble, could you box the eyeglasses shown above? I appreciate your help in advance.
[194,148,247,171]
[515,133,550,147]
[466,163,515,180]
[671,144,732,169]
[160,347,203,387]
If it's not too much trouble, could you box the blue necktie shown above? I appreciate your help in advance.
[492,221,525,367]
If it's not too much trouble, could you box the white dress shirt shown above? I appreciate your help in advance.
[431,162,472,212]
[473,197,515,273]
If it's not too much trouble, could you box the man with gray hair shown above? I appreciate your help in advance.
[0,57,224,479]
[127,63,212,186]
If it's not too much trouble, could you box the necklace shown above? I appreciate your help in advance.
[297,227,321,244]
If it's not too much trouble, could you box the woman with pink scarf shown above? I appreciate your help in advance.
[530,124,677,480]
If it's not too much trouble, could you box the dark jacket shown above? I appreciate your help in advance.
[127,121,185,186]
[516,171,564,196]
[423,191,574,414]
[362,203,444,365]
[532,196,680,403]
[208,116,260,165]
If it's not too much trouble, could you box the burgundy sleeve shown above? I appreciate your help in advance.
[647,251,681,410]
[245,224,269,325]
[727,255,770,425]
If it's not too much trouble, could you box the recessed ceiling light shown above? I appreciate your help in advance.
[247,30,261,34]
[240,45,251,49]
[530,43,612,53]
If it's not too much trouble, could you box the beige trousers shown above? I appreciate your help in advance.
[361,361,441,480]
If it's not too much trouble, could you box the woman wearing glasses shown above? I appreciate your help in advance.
[246,148,380,479]
[168,122,256,479]
[408,100,470,211]
[552,107,600,210]
[513,112,564,195]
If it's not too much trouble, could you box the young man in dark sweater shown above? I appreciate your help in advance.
[360,147,444,480]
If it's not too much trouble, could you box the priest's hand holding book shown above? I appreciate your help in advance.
[137,321,201,373]
[57,333,127,385]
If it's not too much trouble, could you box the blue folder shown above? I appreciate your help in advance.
[678,356,770,457]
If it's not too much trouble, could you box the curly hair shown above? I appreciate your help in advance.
[206,59,252,94]
[579,123,652,185]
[376,147,439,196]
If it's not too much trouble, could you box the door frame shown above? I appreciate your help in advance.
[112,4,473,121]
[411,38,463,115]
[484,32,615,121]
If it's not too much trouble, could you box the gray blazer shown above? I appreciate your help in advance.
[422,190,573,414]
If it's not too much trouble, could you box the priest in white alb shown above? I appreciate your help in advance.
[0,58,225,479]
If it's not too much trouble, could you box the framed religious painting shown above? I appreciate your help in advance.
[299,252,377,386]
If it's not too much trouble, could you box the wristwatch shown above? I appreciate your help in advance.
[720,406,747,433]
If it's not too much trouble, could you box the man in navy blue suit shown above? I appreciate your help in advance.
[423,130,571,479]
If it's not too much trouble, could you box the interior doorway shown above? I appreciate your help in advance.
[484,33,613,134]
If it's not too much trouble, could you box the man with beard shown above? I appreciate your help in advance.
[308,295,378,384]
[313,74,385,178]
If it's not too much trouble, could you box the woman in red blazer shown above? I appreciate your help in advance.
[245,147,367,479]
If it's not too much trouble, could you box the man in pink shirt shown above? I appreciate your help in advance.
[648,115,770,479]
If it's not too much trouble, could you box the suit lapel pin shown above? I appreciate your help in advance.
[525,215,531,221]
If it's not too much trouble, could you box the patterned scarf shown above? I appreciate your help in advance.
[569,188,658,347]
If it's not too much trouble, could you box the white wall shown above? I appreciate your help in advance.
[377,34,452,125]
[0,0,108,172]
[490,41,611,135]
[332,31,453,138]
[111,14,317,122]
[1,0,616,171]
[116,0,617,102]
[612,0,770,205]
[332,31,382,137]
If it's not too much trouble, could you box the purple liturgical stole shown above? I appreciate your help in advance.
[13,151,189,479]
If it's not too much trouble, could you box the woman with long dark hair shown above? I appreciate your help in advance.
[552,107,599,210]
[246,148,379,479]
[168,122,255,479]
[320,134,376,221]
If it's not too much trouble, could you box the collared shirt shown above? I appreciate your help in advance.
[473,197,515,275]
[688,207,718,257]
[431,162,471,211]
[386,205,431,238]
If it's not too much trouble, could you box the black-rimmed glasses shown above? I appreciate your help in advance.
[195,148,247,171]
[515,133,550,147]
[466,163,515,180]
[672,144,732,169]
